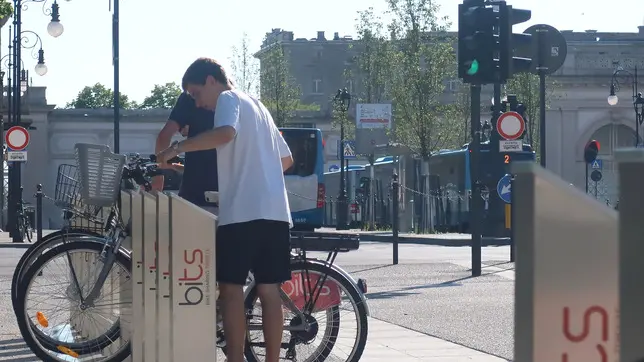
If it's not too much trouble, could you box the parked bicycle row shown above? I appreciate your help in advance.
[12,143,370,362]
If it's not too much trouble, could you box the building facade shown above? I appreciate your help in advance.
[256,26,644,203]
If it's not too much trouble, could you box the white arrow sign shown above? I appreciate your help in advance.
[501,184,511,195]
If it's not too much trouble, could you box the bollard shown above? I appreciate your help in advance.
[35,184,43,242]
[392,171,399,265]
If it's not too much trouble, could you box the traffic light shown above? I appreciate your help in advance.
[458,0,497,84]
[584,140,600,164]
[359,177,370,196]
[498,4,532,83]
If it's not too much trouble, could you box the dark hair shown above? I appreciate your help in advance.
[181,57,230,90]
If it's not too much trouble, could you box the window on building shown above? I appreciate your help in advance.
[447,79,460,92]
[312,79,322,94]
[347,80,353,94]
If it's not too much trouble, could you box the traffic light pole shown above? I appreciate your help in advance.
[538,28,547,168]
[470,84,482,277]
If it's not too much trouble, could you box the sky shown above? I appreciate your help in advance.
[12,0,644,108]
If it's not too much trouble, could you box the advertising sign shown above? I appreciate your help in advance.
[356,103,392,129]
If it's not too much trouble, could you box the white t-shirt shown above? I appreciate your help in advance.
[213,89,293,227]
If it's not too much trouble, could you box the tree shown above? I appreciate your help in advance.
[66,83,136,109]
[230,33,259,97]
[258,44,302,127]
[505,73,559,162]
[139,82,182,109]
[385,0,458,232]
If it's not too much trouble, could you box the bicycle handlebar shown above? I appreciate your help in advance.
[121,154,184,192]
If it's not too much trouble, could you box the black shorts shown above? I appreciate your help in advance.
[216,219,291,285]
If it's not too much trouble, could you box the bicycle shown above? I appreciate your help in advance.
[13,149,168,362]
[15,143,369,362]
[14,188,36,242]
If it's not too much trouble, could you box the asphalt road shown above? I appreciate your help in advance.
[0,243,515,361]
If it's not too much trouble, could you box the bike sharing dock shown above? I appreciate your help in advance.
[511,149,644,361]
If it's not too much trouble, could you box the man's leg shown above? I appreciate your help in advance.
[252,220,292,362]
[216,222,252,362]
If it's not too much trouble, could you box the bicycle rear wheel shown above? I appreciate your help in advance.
[243,261,368,362]
[16,240,132,362]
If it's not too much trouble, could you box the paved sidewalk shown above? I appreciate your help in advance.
[364,317,507,361]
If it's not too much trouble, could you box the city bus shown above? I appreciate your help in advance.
[280,128,325,231]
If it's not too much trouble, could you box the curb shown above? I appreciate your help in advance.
[357,234,511,247]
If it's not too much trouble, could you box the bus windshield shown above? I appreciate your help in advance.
[281,129,319,177]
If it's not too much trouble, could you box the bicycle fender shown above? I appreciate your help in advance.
[300,259,371,317]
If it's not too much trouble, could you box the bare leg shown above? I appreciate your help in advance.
[256,283,284,362]
[220,283,246,362]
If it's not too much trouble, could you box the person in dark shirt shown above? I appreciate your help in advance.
[153,93,218,209]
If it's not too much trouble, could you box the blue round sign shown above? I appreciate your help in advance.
[328,165,340,172]
[496,174,512,204]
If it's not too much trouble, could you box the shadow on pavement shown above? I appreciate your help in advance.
[366,274,472,300]
[0,338,36,361]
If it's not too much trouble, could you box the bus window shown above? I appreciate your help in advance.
[282,130,318,177]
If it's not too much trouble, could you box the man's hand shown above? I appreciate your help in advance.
[156,145,179,165]
[151,175,164,191]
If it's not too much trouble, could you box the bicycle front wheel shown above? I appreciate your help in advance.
[16,240,132,362]
[243,261,368,362]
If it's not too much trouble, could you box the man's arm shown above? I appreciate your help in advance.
[177,91,240,152]
[156,120,181,154]
[281,155,294,172]
[276,127,293,172]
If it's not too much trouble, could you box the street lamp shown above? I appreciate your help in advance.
[6,0,66,242]
[608,66,644,147]
[333,88,351,230]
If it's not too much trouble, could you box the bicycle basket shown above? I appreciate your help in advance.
[54,164,80,210]
[74,143,126,208]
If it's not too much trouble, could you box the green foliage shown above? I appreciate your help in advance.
[139,82,181,109]
[386,0,458,159]
[259,45,302,127]
[65,83,136,109]
[229,33,260,97]
[505,73,559,159]
[0,0,13,20]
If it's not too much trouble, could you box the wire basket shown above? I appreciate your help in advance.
[53,163,113,234]
[74,143,126,208]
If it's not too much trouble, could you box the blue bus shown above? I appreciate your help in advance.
[280,128,325,231]
[429,141,535,235]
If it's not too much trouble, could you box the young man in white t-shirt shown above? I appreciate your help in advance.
[155,57,293,362]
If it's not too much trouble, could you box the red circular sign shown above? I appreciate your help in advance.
[496,111,526,140]
[5,126,30,151]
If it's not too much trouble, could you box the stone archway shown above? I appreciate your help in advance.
[585,123,639,204]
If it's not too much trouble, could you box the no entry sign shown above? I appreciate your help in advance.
[5,126,30,151]
[497,111,526,141]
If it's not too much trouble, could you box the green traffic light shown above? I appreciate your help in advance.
[466,59,479,75]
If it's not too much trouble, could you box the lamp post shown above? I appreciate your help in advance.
[6,0,63,242]
[334,88,351,230]
[608,66,644,147]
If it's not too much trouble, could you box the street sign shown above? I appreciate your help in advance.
[6,151,27,162]
[521,24,568,76]
[496,111,525,140]
[496,174,512,204]
[5,126,29,151]
[590,159,603,170]
[591,170,603,182]
[499,139,523,152]
[356,103,392,129]
[328,165,339,172]
[337,140,357,159]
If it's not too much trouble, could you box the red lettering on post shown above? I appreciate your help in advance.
[563,306,608,342]
[178,249,204,282]
[560,306,610,362]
